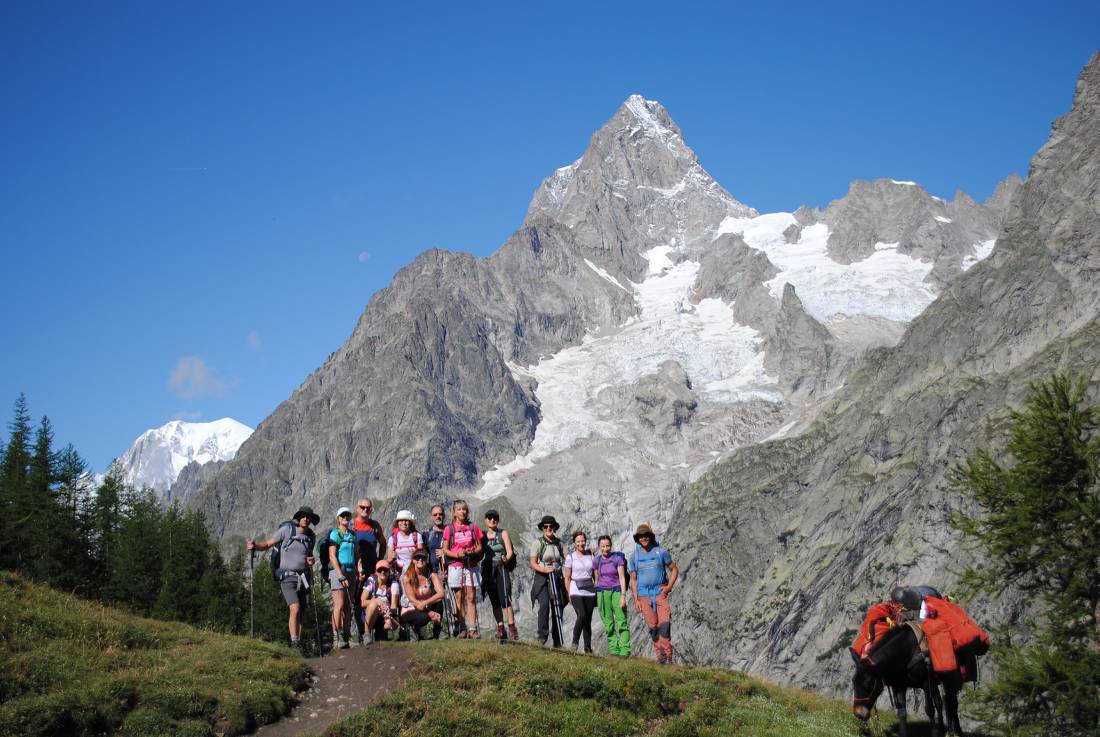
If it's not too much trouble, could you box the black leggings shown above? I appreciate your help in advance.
[571,595,596,649]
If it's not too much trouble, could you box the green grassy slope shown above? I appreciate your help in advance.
[0,571,310,737]
[320,641,886,737]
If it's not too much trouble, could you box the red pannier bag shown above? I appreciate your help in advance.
[852,601,902,658]
[921,596,991,677]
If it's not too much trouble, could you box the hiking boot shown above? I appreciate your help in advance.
[408,627,419,642]
[337,632,350,649]
[496,623,506,640]
[508,624,519,640]
[290,639,302,652]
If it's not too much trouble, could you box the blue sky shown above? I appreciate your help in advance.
[2,2,1098,471]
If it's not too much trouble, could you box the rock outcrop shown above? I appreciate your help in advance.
[668,52,1100,693]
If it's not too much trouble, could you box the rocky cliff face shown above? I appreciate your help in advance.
[668,52,1100,693]
[192,73,1037,689]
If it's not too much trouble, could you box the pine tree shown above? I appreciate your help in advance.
[25,416,62,582]
[90,462,125,590]
[103,486,163,614]
[54,444,96,593]
[153,505,209,622]
[0,395,35,571]
[953,374,1100,736]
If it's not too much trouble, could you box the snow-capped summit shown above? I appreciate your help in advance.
[117,418,252,499]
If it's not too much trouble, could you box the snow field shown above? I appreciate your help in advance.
[478,244,776,498]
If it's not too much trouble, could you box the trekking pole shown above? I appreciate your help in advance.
[312,569,324,656]
[249,548,255,638]
[548,569,565,647]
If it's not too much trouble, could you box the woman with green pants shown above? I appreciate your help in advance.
[593,535,630,656]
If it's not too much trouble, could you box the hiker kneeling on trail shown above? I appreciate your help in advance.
[362,560,400,642]
[399,550,445,639]
[246,505,319,650]
[629,523,678,664]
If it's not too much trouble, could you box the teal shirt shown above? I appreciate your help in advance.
[329,528,357,570]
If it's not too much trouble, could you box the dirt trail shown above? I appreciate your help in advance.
[256,643,411,737]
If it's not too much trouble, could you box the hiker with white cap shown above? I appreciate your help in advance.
[246,505,318,650]
[628,523,678,664]
[386,509,425,574]
[326,506,361,649]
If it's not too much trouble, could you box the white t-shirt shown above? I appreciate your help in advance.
[563,551,596,597]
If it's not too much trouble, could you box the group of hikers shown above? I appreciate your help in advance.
[245,499,680,662]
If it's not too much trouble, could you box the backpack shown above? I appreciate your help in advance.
[593,551,626,584]
[270,521,314,581]
[444,523,484,565]
[631,546,669,588]
[319,527,358,581]
[482,529,517,572]
[537,537,565,565]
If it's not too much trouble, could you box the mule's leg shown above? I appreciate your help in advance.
[944,687,963,736]
[922,683,942,737]
[892,687,908,737]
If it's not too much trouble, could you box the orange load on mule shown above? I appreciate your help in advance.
[851,601,903,658]
[920,596,990,680]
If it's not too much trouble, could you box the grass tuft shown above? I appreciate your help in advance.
[319,641,874,737]
[0,571,310,737]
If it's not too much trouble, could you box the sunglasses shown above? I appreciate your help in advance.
[358,505,371,510]
[541,524,555,529]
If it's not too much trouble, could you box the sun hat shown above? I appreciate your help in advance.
[485,509,500,519]
[292,506,320,525]
[375,560,391,571]
[536,515,560,532]
[336,506,352,518]
[395,509,415,522]
[412,549,429,560]
[633,523,657,544]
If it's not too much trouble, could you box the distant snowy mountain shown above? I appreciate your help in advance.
[117,418,252,500]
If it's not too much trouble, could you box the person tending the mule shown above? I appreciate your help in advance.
[594,534,631,657]
[628,523,678,664]
[441,499,484,637]
[246,506,319,650]
[529,515,567,647]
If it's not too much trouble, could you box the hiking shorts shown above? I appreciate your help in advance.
[278,572,309,607]
[447,566,481,589]
[328,569,357,595]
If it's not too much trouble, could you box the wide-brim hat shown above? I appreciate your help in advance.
[292,506,320,525]
[633,523,657,544]
[395,509,415,522]
[537,515,560,532]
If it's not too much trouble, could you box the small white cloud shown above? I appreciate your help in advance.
[358,251,371,263]
[168,356,231,400]
[247,331,262,352]
[173,409,203,421]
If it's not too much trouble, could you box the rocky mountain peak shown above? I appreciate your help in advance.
[526,95,755,280]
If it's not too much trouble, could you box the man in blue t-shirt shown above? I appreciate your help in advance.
[628,523,679,664]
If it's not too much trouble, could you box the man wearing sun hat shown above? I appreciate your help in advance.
[247,505,319,650]
[628,523,679,664]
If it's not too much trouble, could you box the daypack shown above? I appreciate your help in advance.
[630,546,670,589]
[483,529,516,571]
[443,523,484,565]
[534,536,563,567]
[319,526,358,581]
[593,551,627,587]
[270,521,314,581]
[388,530,423,571]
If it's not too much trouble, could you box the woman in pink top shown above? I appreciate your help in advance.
[441,499,484,638]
